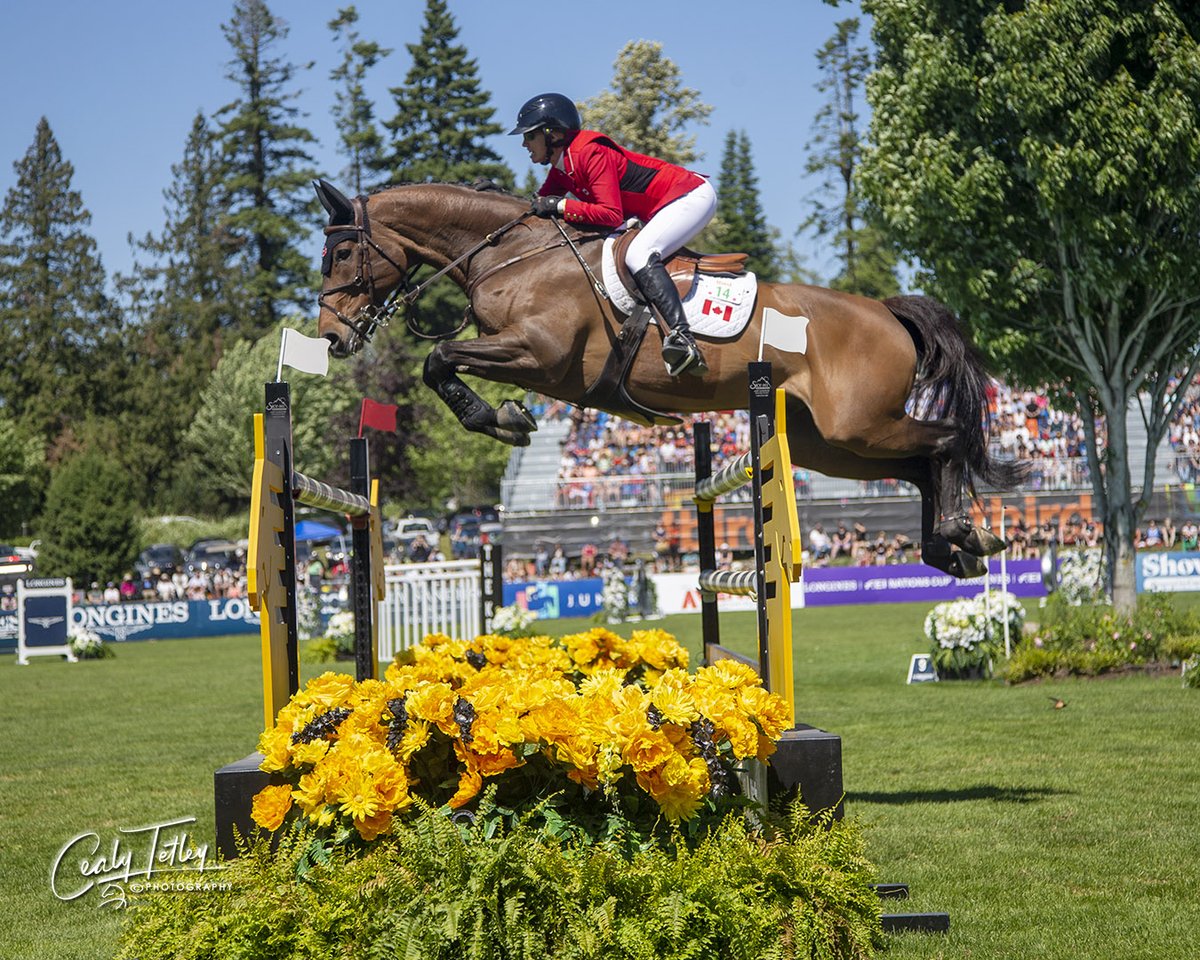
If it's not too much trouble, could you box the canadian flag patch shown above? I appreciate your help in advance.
[702,299,733,322]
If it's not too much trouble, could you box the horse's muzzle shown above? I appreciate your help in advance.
[323,330,355,358]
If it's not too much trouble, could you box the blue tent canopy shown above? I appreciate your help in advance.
[294,519,344,543]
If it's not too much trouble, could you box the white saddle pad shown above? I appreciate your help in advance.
[602,236,757,340]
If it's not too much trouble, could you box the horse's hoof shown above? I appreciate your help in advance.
[947,551,987,579]
[497,400,537,432]
[962,527,1007,557]
[490,428,531,447]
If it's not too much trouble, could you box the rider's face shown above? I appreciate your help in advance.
[523,129,553,165]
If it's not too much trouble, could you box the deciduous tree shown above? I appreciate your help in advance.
[859,0,1200,609]
[580,41,712,164]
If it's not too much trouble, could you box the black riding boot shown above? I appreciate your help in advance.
[633,254,707,377]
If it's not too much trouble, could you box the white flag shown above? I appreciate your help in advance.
[277,328,330,378]
[758,307,810,358]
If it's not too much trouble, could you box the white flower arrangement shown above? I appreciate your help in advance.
[490,604,537,638]
[1183,655,1200,690]
[923,592,1025,677]
[601,564,630,623]
[68,624,111,659]
[1054,548,1108,606]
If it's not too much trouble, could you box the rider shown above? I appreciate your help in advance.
[510,92,714,377]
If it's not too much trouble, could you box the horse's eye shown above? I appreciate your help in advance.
[335,248,352,262]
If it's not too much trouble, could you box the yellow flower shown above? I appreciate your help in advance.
[337,774,381,821]
[623,729,675,772]
[739,686,791,741]
[250,783,293,831]
[397,719,431,760]
[407,682,456,726]
[354,808,393,842]
[298,671,358,710]
[257,726,293,772]
[650,671,699,726]
[697,658,761,691]
[290,738,331,767]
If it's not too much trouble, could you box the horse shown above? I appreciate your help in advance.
[313,179,1022,579]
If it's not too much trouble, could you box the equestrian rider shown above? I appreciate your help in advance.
[511,92,714,377]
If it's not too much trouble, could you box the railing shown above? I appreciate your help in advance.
[501,455,1199,513]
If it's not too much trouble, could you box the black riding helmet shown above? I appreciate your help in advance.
[508,93,581,136]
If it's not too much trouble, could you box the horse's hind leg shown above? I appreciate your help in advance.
[929,454,1007,558]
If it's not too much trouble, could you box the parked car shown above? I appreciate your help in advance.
[391,517,438,547]
[0,544,33,582]
[184,539,240,573]
[134,543,185,577]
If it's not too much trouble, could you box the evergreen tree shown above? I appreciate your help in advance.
[0,118,114,444]
[215,0,320,337]
[36,446,139,584]
[803,18,898,298]
[580,41,712,164]
[115,112,246,508]
[328,6,390,195]
[376,0,510,187]
[709,130,779,282]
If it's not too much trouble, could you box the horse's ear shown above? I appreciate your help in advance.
[314,179,354,225]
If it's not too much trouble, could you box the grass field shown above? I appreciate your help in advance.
[3,598,1199,959]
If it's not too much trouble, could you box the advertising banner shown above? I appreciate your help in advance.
[1137,552,1200,593]
[801,560,1046,606]
[503,578,605,620]
[0,597,260,649]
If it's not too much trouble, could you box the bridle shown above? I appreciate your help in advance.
[318,194,418,353]
[318,190,605,353]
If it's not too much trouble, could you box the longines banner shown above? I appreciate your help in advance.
[0,597,260,648]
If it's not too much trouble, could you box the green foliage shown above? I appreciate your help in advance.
[0,410,46,537]
[1005,592,1200,681]
[859,0,1200,605]
[705,130,779,281]
[580,41,712,164]
[328,6,391,195]
[215,0,320,336]
[138,514,248,553]
[181,317,358,509]
[0,117,116,445]
[114,112,247,510]
[376,0,511,188]
[36,446,139,583]
[803,18,898,297]
[118,801,882,960]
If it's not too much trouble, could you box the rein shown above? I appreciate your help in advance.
[322,193,610,347]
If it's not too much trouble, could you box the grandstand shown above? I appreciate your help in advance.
[496,379,1195,563]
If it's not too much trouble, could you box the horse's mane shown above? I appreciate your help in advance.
[366,178,524,201]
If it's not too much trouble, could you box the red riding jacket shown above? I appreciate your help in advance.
[538,130,706,228]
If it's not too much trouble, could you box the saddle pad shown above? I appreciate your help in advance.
[602,237,758,340]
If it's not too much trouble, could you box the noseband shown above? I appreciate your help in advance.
[318,194,415,352]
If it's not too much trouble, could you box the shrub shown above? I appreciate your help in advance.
[117,801,883,960]
[36,447,139,583]
[1006,593,1200,681]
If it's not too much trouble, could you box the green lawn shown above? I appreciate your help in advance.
[2,599,1198,959]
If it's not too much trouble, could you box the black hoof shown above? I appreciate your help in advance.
[936,516,1007,558]
[947,551,987,579]
[497,399,537,432]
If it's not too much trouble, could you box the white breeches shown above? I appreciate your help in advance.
[624,179,717,273]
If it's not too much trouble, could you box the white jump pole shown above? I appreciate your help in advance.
[1000,508,1011,659]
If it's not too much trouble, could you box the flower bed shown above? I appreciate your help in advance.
[924,593,1024,679]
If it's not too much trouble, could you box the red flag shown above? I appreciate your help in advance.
[358,398,398,437]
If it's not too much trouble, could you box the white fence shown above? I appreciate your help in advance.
[378,560,481,660]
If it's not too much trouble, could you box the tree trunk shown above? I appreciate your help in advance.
[1101,384,1138,615]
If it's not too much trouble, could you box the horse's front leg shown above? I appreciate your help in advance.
[423,334,545,447]
[920,458,990,579]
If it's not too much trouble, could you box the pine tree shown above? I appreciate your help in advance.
[328,6,390,195]
[375,0,511,187]
[0,117,114,444]
[215,0,320,337]
[580,41,712,164]
[114,112,245,507]
[709,130,779,282]
[803,18,899,298]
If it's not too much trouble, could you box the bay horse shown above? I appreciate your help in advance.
[313,179,1021,578]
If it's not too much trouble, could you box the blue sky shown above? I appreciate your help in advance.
[1,0,865,288]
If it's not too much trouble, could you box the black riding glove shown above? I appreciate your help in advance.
[530,196,562,218]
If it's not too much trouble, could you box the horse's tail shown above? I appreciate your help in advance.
[883,294,1026,492]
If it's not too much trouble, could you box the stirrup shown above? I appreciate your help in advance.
[662,331,707,377]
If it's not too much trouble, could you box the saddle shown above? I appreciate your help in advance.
[611,227,749,302]
[579,229,750,428]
